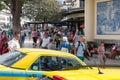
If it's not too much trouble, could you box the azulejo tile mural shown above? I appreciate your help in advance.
[97,0,120,35]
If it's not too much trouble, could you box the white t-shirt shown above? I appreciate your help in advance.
[41,37,50,47]
[40,32,44,39]
[8,38,20,51]
[21,30,26,36]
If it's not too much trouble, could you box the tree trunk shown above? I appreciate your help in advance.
[10,0,22,33]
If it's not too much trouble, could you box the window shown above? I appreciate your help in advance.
[60,57,82,70]
[30,56,60,71]
[30,56,83,71]
[80,0,84,9]
[0,51,26,67]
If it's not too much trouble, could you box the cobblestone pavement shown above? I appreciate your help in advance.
[23,37,120,67]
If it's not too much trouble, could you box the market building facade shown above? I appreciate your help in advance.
[85,0,120,46]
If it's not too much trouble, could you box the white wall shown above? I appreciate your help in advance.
[85,0,95,41]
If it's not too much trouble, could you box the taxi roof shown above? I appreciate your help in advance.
[17,48,74,57]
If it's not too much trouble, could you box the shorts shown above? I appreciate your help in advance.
[77,56,84,61]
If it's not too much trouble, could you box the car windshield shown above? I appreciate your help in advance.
[0,51,26,67]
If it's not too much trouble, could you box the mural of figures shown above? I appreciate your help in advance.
[97,0,120,35]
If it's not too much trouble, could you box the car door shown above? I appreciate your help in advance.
[25,70,43,80]
[27,56,60,80]
[0,69,27,80]
[26,58,44,80]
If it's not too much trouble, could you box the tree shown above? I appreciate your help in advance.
[0,1,6,10]
[0,0,62,32]
[0,0,33,32]
[0,0,21,32]
[22,0,61,22]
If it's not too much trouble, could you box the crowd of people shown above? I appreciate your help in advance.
[28,27,94,62]
[0,27,119,68]
[0,30,20,55]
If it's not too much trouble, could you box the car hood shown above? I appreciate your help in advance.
[0,65,7,68]
[0,64,25,71]
[44,68,120,80]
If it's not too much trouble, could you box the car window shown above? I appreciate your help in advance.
[30,59,40,71]
[30,56,83,71]
[60,58,82,67]
[0,51,26,67]
[40,56,60,71]
[30,56,60,71]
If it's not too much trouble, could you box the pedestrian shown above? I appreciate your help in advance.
[28,28,31,39]
[73,30,80,43]
[54,33,61,48]
[8,31,20,51]
[20,29,26,47]
[7,29,12,40]
[74,35,86,61]
[109,44,118,59]
[31,28,38,47]
[59,36,71,53]
[84,44,91,60]
[97,41,106,68]
[0,31,9,55]
[41,32,50,49]
[38,30,45,47]
[47,38,56,50]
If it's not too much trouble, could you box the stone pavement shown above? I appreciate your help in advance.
[84,55,120,66]
[23,37,120,67]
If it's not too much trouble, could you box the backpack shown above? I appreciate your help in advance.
[76,41,85,52]
[76,41,87,56]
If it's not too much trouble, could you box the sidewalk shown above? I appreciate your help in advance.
[23,37,34,48]
[84,55,120,66]
[23,37,120,67]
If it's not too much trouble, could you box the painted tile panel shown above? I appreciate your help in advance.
[97,0,120,35]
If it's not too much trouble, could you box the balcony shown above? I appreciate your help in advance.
[61,0,84,16]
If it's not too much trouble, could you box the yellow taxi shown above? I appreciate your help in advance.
[0,48,119,80]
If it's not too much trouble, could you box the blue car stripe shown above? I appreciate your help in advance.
[0,71,44,78]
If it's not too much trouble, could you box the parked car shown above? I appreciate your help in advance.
[0,48,120,80]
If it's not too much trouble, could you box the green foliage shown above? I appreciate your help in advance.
[0,0,7,10]
[0,0,33,11]
[0,4,5,10]
[22,0,62,22]
[0,0,63,32]
[0,0,62,21]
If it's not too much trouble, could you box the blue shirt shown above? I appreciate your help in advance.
[59,41,71,52]
[75,41,85,57]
